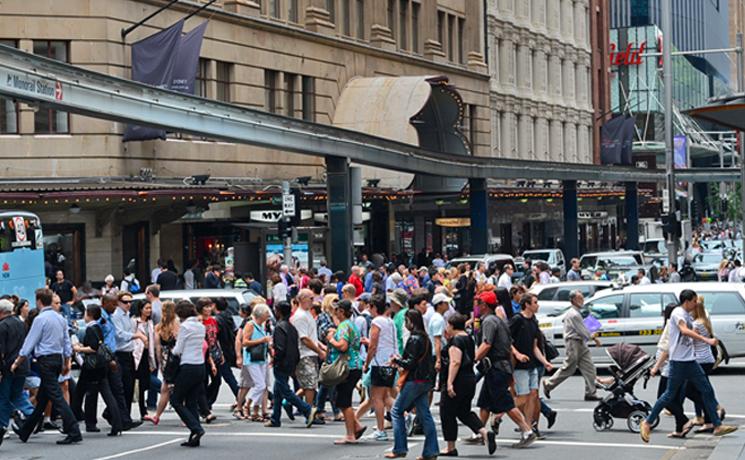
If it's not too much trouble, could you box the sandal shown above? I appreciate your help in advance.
[384,453,406,459]
[695,425,715,434]
[233,410,247,420]
[334,438,359,445]
[355,426,368,440]
[250,414,264,422]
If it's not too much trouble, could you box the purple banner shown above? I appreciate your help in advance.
[674,135,687,169]
[123,20,184,142]
[170,21,208,94]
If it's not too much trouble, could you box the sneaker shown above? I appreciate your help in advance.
[546,410,557,429]
[511,431,537,449]
[533,427,546,440]
[491,416,501,435]
[370,429,389,441]
[306,407,318,428]
[486,431,497,455]
[405,413,415,437]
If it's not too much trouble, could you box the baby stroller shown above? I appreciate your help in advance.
[592,343,659,433]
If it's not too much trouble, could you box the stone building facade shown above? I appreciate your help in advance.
[0,0,490,283]
[486,0,594,164]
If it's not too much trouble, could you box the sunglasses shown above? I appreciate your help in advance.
[121,300,132,304]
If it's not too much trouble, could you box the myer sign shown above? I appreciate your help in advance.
[251,209,311,223]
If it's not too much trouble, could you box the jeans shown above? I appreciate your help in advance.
[0,373,31,427]
[148,371,161,408]
[392,381,438,457]
[271,370,311,426]
[170,364,206,435]
[18,354,81,439]
[647,361,720,427]
[219,361,240,398]
[316,384,339,415]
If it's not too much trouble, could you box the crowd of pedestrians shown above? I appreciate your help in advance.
[0,256,739,455]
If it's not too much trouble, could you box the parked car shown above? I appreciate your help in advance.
[531,280,613,317]
[447,254,516,278]
[539,282,745,364]
[578,250,648,282]
[641,238,667,259]
[521,249,566,276]
[691,252,724,281]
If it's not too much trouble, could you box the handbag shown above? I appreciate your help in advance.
[83,325,114,371]
[319,352,349,386]
[245,321,267,362]
[544,339,559,362]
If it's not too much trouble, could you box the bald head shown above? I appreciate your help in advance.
[298,288,314,310]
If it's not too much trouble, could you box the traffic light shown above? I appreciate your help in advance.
[290,188,302,227]
[277,216,292,239]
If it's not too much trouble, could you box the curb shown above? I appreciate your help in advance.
[708,425,745,460]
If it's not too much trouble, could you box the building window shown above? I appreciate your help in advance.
[285,73,297,117]
[447,14,455,60]
[195,58,209,98]
[388,0,396,38]
[341,0,351,36]
[33,40,69,134]
[0,39,18,134]
[469,105,477,147]
[265,69,278,113]
[302,76,316,122]
[411,1,420,52]
[399,0,408,50]
[437,11,445,46]
[356,0,365,39]
[289,0,299,22]
[457,17,465,64]
[325,0,336,22]
[215,61,231,102]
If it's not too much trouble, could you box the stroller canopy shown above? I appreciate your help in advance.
[606,343,648,369]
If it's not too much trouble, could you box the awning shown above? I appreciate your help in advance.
[685,94,745,131]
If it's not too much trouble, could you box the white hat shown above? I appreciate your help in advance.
[431,293,452,306]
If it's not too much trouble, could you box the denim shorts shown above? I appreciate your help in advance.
[513,367,540,396]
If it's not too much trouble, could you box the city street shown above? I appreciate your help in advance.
[2,364,743,460]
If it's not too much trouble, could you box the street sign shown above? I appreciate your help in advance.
[662,189,670,213]
[282,193,295,217]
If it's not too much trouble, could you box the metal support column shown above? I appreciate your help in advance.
[662,0,678,264]
[469,178,489,255]
[562,180,579,260]
[326,156,353,273]
[737,32,745,257]
[625,182,640,250]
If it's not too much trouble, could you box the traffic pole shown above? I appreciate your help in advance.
[282,180,293,267]
[737,32,745,257]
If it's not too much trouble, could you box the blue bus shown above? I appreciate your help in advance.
[0,211,45,300]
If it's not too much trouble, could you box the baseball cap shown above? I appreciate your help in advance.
[477,290,497,306]
[431,293,452,306]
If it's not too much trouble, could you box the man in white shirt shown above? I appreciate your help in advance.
[640,289,737,443]
[498,265,514,290]
[291,289,326,406]
[150,259,163,284]
[637,268,651,285]
[428,293,450,373]
[145,284,162,325]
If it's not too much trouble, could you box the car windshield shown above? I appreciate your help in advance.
[693,253,723,265]
[642,241,666,254]
[523,251,552,262]
[582,254,641,269]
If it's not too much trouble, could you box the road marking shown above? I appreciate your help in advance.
[118,430,684,450]
[92,438,183,460]
[553,408,745,419]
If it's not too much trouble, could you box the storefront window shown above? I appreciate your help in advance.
[44,224,85,286]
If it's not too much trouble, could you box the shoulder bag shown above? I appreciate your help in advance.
[245,321,268,362]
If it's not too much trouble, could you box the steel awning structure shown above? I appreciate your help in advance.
[686,94,745,131]
[0,44,741,183]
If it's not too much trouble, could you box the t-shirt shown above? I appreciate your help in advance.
[51,280,74,303]
[509,313,540,369]
[371,316,397,365]
[329,319,362,370]
[157,270,179,291]
[497,272,512,289]
[668,306,695,362]
[428,312,446,356]
[422,305,434,334]
[393,307,408,354]
[442,334,475,385]
[291,308,318,358]
[480,312,513,374]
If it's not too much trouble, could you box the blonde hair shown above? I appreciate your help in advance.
[250,296,267,307]
[692,298,713,337]
[157,301,179,340]
[321,293,339,314]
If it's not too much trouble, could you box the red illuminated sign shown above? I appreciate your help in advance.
[609,41,647,66]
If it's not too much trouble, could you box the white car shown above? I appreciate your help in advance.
[531,281,613,317]
[132,288,257,314]
[522,249,566,276]
[539,282,745,365]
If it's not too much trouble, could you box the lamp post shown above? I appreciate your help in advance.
[662,0,677,265]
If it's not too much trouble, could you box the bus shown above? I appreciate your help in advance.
[0,211,45,300]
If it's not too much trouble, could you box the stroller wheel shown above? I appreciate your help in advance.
[593,405,613,431]
[627,410,648,433]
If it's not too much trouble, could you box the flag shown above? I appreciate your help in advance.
[600,115,625,165]
[170,21,208,94]
[123,20,184,141]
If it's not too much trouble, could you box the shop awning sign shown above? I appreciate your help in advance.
[251,209,311,223]
[435,217,471,227]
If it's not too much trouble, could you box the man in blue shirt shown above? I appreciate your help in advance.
[100,294,138,430]
[11,288,81,445]
[110,292,146,427]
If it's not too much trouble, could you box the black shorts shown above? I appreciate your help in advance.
[371,366,396,388]
[477,368,515,414]
[335,369,362,409]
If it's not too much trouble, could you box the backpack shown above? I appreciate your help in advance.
[124,276,141,294]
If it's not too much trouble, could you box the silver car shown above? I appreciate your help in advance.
[530,281,613,317]
[539,282,745,365]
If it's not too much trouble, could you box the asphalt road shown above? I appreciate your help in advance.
[2,363,744,460]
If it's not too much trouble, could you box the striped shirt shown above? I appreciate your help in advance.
[693,320,715,364]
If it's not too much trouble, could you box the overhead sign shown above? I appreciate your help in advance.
[609,38,662,67]
[251,209,311,223]
[4,72,61,101]
[282,193,296,217]
[435,217,471,227]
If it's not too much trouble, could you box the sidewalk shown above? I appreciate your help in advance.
[708,425,745,460]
